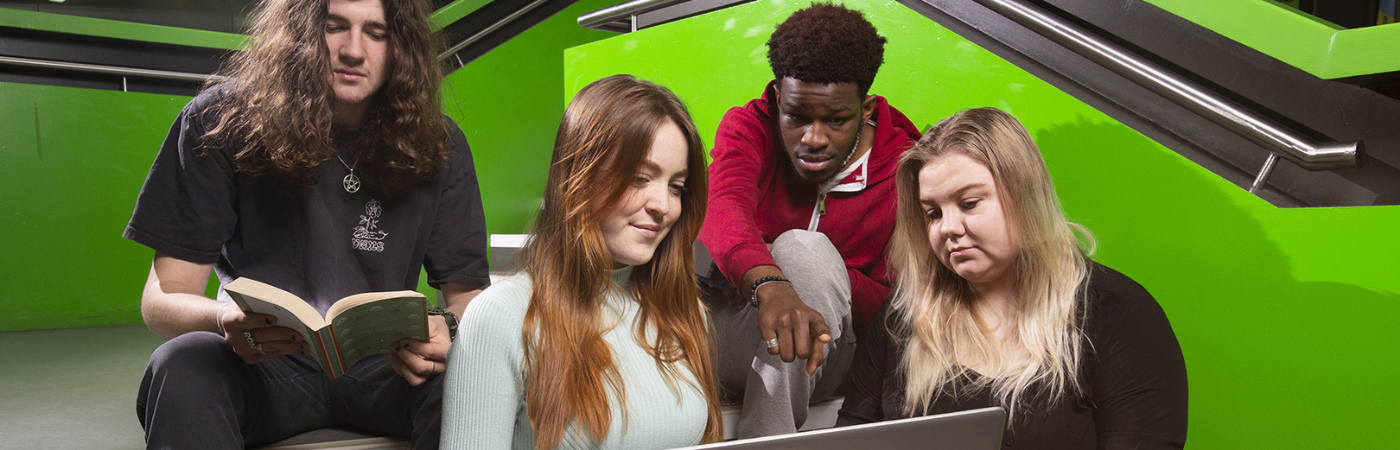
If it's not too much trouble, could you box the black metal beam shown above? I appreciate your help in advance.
[0,0,574,95]
[0,25,225,95]
[437,0,577,70]
[897,0,1400,207]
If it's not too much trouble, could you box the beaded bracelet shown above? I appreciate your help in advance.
[748,275,791,309]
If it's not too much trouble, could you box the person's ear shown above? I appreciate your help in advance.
[861,95,877,122]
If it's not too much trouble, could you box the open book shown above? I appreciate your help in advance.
[224,278,430,379]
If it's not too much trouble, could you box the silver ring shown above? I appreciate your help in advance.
[764,338,779,350]
[431,361,437,373]
[253,342,266,355]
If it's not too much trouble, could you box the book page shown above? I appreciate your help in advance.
[327,295,429,370]
[325,290,425,319]
[224,278,328,335]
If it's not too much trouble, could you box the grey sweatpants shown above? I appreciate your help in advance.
[702,230,858,438]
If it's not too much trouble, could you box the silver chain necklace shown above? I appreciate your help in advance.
[335,153,361,193]
[838,126,861,171]
[837,118,873,172]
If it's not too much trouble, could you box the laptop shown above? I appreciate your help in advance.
[673,407,1006,450]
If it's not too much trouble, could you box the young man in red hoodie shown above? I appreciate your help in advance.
[698,3,923,438]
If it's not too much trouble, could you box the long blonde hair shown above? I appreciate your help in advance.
[889,107,1094,420]
[520,75,722,449]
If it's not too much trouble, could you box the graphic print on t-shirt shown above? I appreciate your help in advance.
[352,199,390,252]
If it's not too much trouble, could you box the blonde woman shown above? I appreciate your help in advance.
[836,108,1187,449]
[442,75,722,449]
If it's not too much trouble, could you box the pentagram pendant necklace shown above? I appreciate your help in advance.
[335,153,360,193]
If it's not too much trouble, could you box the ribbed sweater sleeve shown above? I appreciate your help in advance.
[442,275,531,449]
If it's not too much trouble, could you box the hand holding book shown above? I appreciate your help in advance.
[389,315,451,386]
[224,278,430,379]
[216,309,311,363]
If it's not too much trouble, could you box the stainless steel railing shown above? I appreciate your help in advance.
[0,55,223,91]
[0,1,544,88]
[438,0,550,67]
[578,0,689,32]
[966,0,1361,192]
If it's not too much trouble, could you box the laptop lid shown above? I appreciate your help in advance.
[675,407,1007,450]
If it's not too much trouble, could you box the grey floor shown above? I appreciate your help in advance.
[0,324,843,449]
[0,325,164,450]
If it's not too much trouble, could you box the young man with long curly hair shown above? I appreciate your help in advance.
[697,3,922,438]
[124,0,488,448]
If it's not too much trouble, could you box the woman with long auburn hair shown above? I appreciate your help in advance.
[836,108,1188,449]
[442,75,722,449]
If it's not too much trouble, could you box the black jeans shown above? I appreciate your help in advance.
[137,332,442,449]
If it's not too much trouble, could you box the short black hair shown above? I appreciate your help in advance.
[767,3,887,96]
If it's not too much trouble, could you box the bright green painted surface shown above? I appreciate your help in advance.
[430,0,493,30]
[441,0,615,241]
[0,0,614,329]
[0,7,246,50]
[0,85,185,329]
[564,0,1400,447]
[1144,0,1400,79]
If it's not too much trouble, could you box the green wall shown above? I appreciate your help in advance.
[0,86,186,329]
[562,0,1400,448]
[439,0,615,240]
[0,0,616,331]
[1144,0,1400,79]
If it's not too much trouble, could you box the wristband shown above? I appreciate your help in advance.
[214,302,233,336]
[748,275,791,309]
[428,308,458,340]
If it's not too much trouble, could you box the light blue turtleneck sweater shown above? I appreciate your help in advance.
[442,266,709,449]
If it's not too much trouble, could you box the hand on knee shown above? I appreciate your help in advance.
[754,281,832,375]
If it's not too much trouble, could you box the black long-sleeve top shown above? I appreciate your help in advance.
[836,264,1187,449]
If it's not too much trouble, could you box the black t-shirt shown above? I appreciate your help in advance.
[125,89,490,314]
[836,264,1188,449]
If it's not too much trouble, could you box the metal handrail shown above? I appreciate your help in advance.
[578,0,689,32]
[0,55,223,85]
[967,0,1361,178]
[438,0,549,63]
[0,1,545,86]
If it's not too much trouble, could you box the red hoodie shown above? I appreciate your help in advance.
[699,81,922,337]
